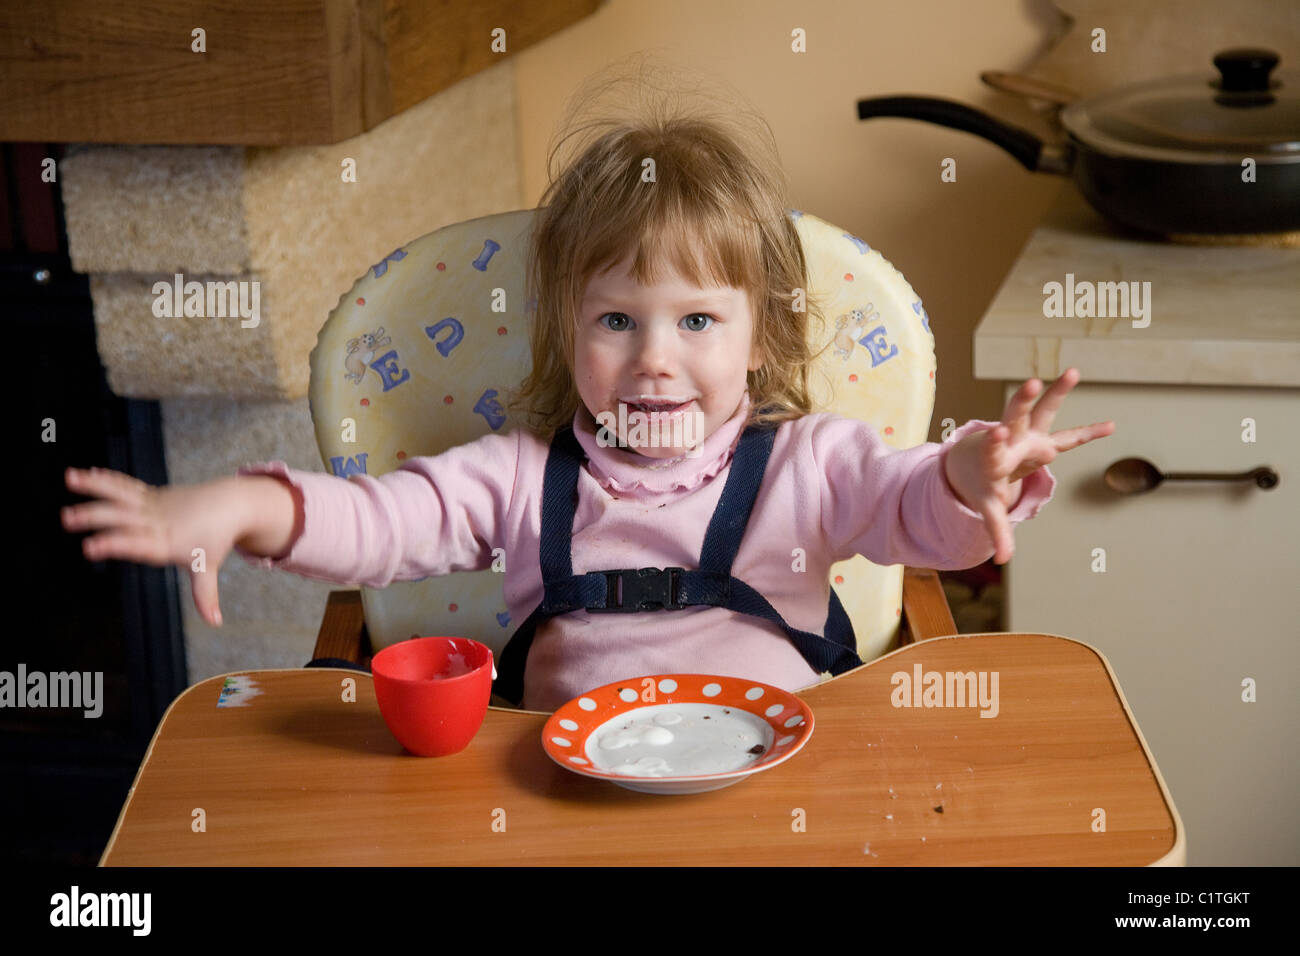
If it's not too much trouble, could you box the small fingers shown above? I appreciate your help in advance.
[1049,420,1116,452]
[190,567,223,627]
[62,499,150,533]
[66,466,151,505]
[1002,381,1041,445]
[982,425,1015,479]
[979,498,1015,565]
[1027,367,1080,433]
[81,528,169,566]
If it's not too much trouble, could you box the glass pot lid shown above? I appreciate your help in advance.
[1060,49,1300,164]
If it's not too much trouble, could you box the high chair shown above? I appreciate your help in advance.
[306,208,957,705]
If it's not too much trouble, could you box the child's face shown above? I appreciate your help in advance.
[574,252,764,459]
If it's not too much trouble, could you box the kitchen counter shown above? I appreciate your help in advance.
[972,185,1299,866]
[975,186,1299,387]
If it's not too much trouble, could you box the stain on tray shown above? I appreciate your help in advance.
[747,744,766,755]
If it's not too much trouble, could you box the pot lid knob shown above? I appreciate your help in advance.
[1213,48,1279,93]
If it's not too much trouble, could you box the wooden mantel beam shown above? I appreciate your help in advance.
[0,0,601,146]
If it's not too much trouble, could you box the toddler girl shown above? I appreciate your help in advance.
[60,67,1114,712]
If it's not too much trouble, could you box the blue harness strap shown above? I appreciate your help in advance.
[492,421,864,707]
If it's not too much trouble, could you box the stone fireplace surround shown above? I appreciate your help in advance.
[59,62,523,686]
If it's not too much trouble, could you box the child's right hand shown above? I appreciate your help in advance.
[62,467,247,627]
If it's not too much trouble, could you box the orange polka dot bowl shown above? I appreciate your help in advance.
[542,674,815,794]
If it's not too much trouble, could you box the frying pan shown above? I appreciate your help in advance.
[857,48,1300,236]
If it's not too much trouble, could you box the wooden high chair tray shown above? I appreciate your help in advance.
[99,633,1184,866]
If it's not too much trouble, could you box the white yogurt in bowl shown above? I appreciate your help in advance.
[585,703,773,778]
[542,674,815,795]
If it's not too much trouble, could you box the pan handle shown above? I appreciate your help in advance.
[979,71,1079,106]
[856,96,1070,174]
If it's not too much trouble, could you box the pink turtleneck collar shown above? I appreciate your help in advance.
[572,391,753,495]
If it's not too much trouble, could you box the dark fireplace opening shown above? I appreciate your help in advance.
[2,142,187,865]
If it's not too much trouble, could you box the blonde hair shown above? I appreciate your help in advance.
[504,54,831,441]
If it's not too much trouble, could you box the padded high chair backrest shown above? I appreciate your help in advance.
[309,208,936,674]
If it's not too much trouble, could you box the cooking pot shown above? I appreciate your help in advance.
[857,49,1300,236]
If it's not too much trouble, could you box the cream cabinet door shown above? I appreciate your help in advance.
[1005,382,1299,866]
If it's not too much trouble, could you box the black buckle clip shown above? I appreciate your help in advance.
[590,566,686,612]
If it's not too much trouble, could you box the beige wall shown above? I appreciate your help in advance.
[513,0,1068,438]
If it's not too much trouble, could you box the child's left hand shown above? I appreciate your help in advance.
[943,367,1115,565]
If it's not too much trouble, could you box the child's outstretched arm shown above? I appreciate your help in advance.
[61,468,303,627]
[942,367,1115,564]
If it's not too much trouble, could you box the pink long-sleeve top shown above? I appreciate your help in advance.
[235,391,1055,711]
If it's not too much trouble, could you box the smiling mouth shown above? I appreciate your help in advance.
[623,399,693,414]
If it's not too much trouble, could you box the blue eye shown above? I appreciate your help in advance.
[597,312,715,331]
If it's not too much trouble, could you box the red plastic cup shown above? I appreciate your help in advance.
[371,636,494,756]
